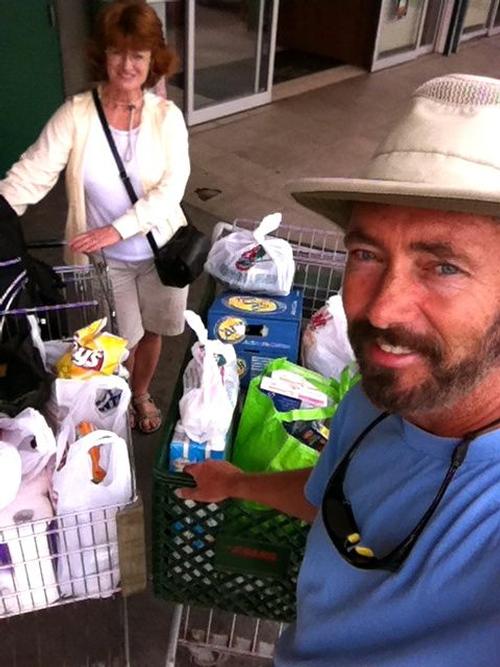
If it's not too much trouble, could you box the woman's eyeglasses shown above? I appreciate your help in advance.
[106,49,151,66]
[321,411,500,572]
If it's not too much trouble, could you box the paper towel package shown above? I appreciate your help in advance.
[0,469,59,615]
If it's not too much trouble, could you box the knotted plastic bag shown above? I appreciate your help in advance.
[204,213,295,296]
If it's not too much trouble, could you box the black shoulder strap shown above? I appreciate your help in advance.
[91,89,159,254]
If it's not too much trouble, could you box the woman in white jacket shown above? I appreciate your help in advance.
[0,0,190,434]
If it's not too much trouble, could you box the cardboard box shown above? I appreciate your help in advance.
[207,291,303,386]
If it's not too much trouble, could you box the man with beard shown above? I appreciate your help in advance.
[177,73,500,666]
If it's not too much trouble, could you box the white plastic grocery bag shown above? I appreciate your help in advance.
[204,213,295,295]
[301,294,356,379]
[46,375,131,454]
[0,442,22,511]
[0,408,56,481]
[179,310,239,443]
[52,429,132,598]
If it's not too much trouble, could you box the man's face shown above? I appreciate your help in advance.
[342,204,500,416]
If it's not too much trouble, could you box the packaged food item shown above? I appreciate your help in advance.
[260,372,330,408]
[168,421,229,472]
[55,318,128,380]
[283,419,330,452]
[207,289,303,387]
[76,422,106,485]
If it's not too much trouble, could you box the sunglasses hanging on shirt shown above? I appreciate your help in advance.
[321,411,500,572]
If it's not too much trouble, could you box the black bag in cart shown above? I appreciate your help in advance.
[0,214,67,341]
[0,331,54,417]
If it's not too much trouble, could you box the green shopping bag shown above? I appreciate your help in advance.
[232,358,343,474]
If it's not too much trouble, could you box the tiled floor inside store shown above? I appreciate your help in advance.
[2,33,500,665]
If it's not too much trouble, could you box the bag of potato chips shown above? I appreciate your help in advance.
[55,318,128,380]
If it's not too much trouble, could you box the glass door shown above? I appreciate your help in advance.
[372,0,445,71]
[461,0,494,39]
[185,0,279,125]
[488,0,500,34]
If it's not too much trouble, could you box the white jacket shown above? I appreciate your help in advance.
[0,88,190,265]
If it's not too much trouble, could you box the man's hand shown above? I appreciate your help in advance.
[175,460,243,503]
[70,225,122,254]
[174,462,317,523]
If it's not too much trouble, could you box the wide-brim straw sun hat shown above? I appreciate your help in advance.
[288,73,500,229]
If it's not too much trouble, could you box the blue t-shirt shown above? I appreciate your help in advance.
[275,385,500,667]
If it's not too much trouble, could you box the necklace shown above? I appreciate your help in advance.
[102,90,144,109]
[124,105,136,162]
[101,90,143,163]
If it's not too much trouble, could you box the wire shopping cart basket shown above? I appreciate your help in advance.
[0,247,146,667]
[153,220,346,666]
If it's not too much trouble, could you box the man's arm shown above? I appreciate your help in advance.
[175,461,317,523]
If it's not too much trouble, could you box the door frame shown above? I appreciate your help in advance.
[185,0,279,126]
[489,0,500,34]
[371,0,446,71]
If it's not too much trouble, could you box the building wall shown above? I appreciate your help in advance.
[55,0,91,96]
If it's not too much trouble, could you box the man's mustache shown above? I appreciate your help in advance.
[348,320,443,364]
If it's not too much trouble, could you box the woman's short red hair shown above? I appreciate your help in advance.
[87,0,178,88]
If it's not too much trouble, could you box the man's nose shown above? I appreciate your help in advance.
[365,269,419,330]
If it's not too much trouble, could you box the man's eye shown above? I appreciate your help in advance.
[350,249,376,262]
[436,263,461,276]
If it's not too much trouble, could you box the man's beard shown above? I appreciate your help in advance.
[348,317,500,414]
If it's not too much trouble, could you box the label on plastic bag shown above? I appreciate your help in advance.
[234,244,269,271]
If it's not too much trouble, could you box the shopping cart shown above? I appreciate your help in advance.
[153,220,346,666]
[0,244,146,667]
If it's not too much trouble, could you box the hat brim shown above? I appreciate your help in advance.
[289,178,500,230]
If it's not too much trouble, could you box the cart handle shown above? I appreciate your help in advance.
[158,470,197,488]
[26,239,65,249]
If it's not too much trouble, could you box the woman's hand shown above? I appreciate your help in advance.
[175,460,244,503]
[70,225,122,254]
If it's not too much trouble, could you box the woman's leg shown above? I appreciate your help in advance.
[133,260,187,433]
[131,330,162,433]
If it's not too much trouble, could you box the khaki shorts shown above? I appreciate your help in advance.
[106,257,188,349]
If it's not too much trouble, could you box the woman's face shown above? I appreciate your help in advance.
[105,47,152,94]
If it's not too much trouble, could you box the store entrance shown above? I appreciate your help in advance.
[273,1,380,85]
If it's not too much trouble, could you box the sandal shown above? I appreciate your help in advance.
[132,393,162,434]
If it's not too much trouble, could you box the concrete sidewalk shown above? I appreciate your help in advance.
[3,33,500,666]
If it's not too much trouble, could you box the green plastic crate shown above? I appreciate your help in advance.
[153,468,309,622]
[152,220,346,622]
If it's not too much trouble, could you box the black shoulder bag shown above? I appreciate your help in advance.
[92,89,210,288]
